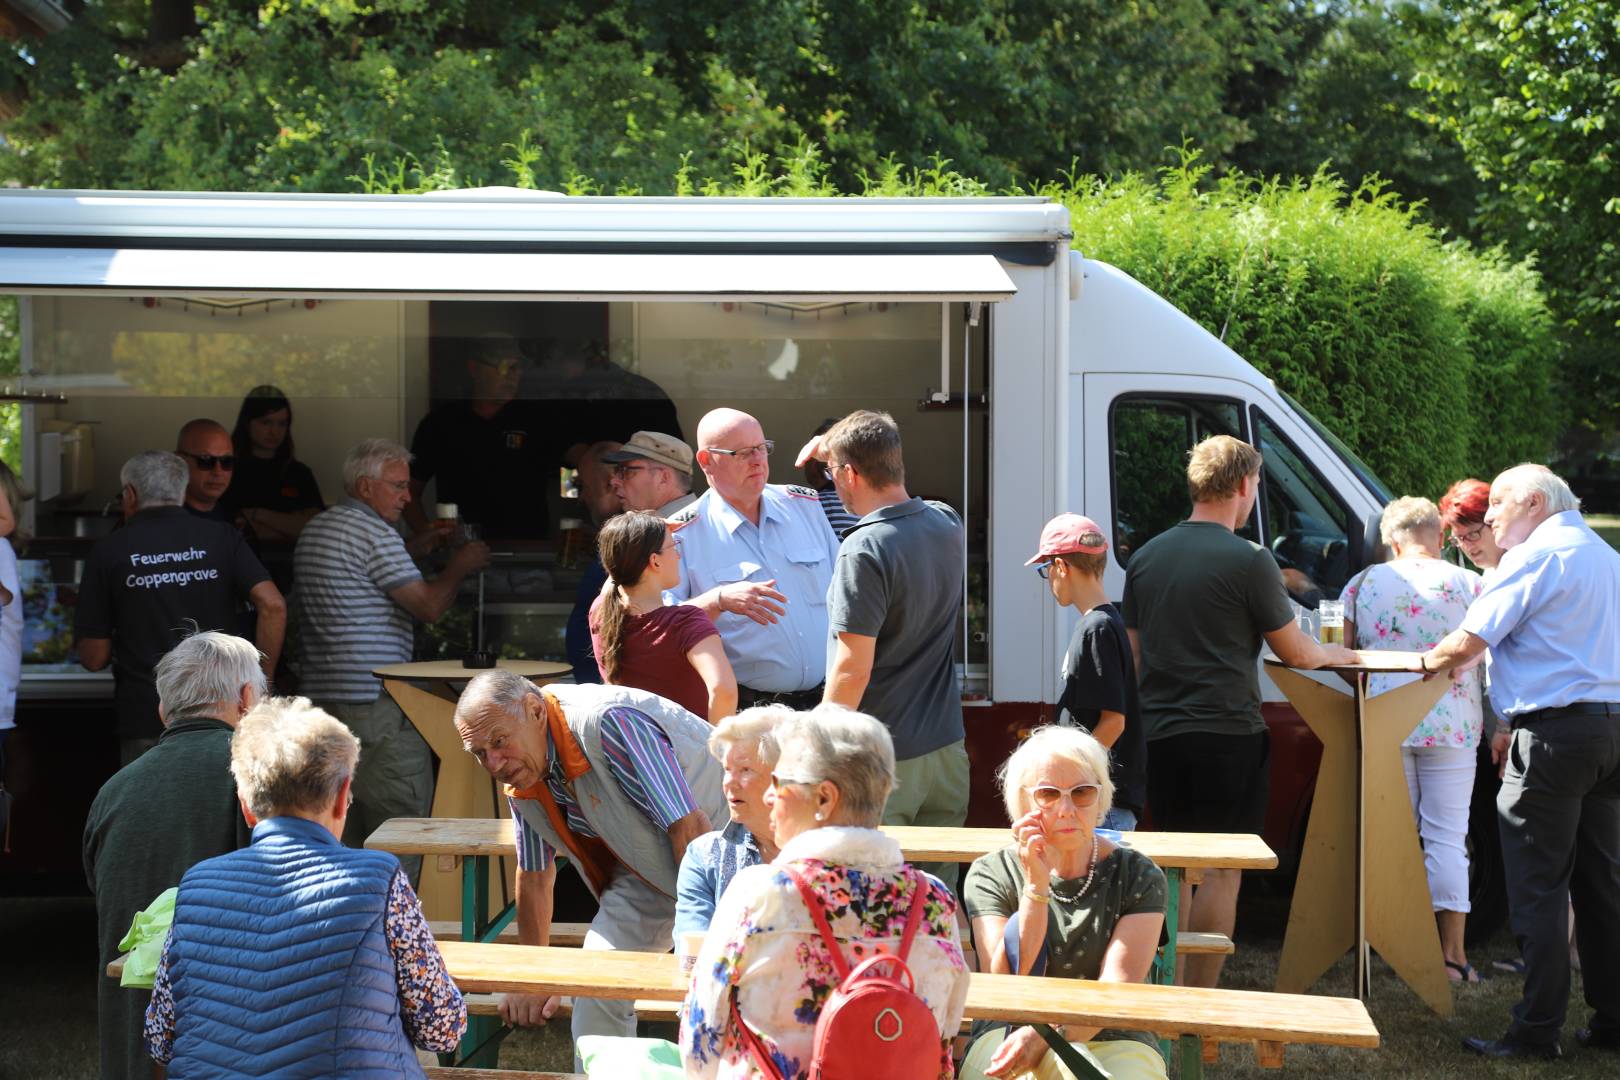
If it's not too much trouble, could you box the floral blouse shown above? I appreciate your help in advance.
[680,826,971,1080]
[1341,557,1485,749]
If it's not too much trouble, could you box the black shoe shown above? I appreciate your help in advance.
[1576,1027,1620,1051]
[1462,1034,1563,1060]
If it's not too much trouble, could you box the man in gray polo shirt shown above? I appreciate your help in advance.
[806,411,965,872]
[293,438,488,877]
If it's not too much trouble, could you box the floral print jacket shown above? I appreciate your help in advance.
[680,826,970,1080]
[1341,556,1484,749]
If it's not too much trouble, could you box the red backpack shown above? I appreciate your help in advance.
[732,865,944,1080]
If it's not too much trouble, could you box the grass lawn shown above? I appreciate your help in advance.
[1585,514,1620,551]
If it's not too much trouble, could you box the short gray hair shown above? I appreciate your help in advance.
[341,438,412,496]
[708,705,785,768]
[999,725,1115,823]
[775,706,895,827]
[454,668,539,728]
[1493,463,1581,516]
[230,697,360,819]
[120,451,188,508]
[1379,495,1442,548]
[154,632,266,726]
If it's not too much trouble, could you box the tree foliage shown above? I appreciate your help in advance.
[1411,1,1620,439]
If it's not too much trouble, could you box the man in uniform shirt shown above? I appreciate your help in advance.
[175,419,237,523]
[603,430,698,518]
[75,451,284,764]
[1419,464,1620,1060]
[667,408,842,709]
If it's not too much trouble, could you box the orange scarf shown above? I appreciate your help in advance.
[505,691,617,896]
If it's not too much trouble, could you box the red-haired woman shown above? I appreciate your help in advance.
[1438,478,1503,575]
[590,511,738,722]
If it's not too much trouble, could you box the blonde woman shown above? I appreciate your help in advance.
[1341,495,1484,982]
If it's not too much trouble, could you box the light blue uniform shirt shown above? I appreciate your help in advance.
[666,484,841,692]
[1460,510,1620,718]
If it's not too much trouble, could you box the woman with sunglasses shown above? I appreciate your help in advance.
[960,725,1169,1080]
[226,384,324,543]
[590,511,737,723]
[681,706,970,1080]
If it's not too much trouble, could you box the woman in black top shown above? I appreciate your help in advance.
[226,385,324,542]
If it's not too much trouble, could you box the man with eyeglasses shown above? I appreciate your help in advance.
[75,452,285,765]
[666,408,841,711]
[405,333,553,541]
[176,418,238,523]
[294,438,489,881]
[601,430,697,518]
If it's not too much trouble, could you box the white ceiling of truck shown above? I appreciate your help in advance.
[0,247,1017,302]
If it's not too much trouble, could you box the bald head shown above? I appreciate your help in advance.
[176,418,234,510]
[695,408,770,511]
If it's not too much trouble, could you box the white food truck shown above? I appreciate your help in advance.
[3,190,1455,913]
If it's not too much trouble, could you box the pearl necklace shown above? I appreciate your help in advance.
[1047,833,1101,903]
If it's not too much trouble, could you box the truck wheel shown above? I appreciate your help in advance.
[1465,741,1509,947]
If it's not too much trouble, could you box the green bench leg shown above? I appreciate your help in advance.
[1177,1033,1204,1080]
[448,854,514,1070]
[1156,867,1183,1063]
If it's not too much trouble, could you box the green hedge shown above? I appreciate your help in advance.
[1047,151,1560,498]
[366,140,1561,500]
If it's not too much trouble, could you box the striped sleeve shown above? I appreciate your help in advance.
[598,706,700,831]
[367,526,424,592]
[507,795,553,872]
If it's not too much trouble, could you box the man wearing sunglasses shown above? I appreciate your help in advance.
[667,408,841,711]
[176,418,238,524]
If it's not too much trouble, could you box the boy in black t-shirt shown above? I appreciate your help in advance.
[1026,513,1146,830]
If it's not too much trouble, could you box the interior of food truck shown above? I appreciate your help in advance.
[11,293,991,696]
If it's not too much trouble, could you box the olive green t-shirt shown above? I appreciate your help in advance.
[1121,520,1296,740]
[964,843,1167,1044]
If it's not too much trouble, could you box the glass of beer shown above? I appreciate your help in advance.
[1318,599,1345,645]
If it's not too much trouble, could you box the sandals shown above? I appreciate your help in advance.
[1446,960,1482,984]
[1492,957,1527,976]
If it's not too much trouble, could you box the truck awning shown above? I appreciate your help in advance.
[0,248,1016,302]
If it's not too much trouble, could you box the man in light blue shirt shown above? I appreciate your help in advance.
[667,408,842,707]
[1421,464,1620,1060]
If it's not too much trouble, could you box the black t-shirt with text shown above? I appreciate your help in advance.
[409,400,558,540]
[1059,603,1147,816]
[74,506,271,737]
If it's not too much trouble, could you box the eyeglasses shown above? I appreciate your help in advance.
[1026,783,1102,809]
[1450,523,1486,544]
[826,462,855,477]
[180,451,236,472]
[705,441,775,461]
[1033,561,1055,580]
[615,463,650,478]
[368,478,410,493]
[770,772,819,791]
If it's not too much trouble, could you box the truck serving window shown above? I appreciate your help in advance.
[1108,395,1246,567]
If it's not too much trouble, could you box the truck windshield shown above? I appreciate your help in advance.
[1279,388,1393,505]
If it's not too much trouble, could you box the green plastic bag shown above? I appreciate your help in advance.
[576,1036,684,1080]
[117,886,177,989]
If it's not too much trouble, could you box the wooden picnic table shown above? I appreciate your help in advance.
[1264,652,1453,1016]
[434,940,1378,1078]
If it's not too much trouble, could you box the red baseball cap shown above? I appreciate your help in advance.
[1025,513,1109,564]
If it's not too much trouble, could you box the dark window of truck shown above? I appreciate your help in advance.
[1252,407,1355,599]
[1108,396,1246,568]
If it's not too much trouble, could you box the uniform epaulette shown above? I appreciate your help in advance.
[783,484,819,499]
[669,504,700,524]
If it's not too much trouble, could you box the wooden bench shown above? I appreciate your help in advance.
[437,940,1378,1080]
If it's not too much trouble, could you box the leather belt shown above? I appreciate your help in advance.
[1513,701,1620,728]
[737,684,825,710]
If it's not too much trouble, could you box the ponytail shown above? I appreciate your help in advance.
[594,511,668,682]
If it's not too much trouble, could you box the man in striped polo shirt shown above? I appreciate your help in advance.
[293,438,489,879]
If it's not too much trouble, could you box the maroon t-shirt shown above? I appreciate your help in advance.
[588,599,722,719]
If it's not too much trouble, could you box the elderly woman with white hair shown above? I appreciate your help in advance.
[681,707,970,1080]
[673,706,786,941]
[143,697,466,1077]
[1341,494,1484,983]
[959,725,1168,1080]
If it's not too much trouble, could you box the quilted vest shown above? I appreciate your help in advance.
[164,815,425,1079]
[511,682,728,898]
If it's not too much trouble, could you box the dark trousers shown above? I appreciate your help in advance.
[1498,711,1620,1043]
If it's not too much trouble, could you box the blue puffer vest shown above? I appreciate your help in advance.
[165,815,425,1079]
